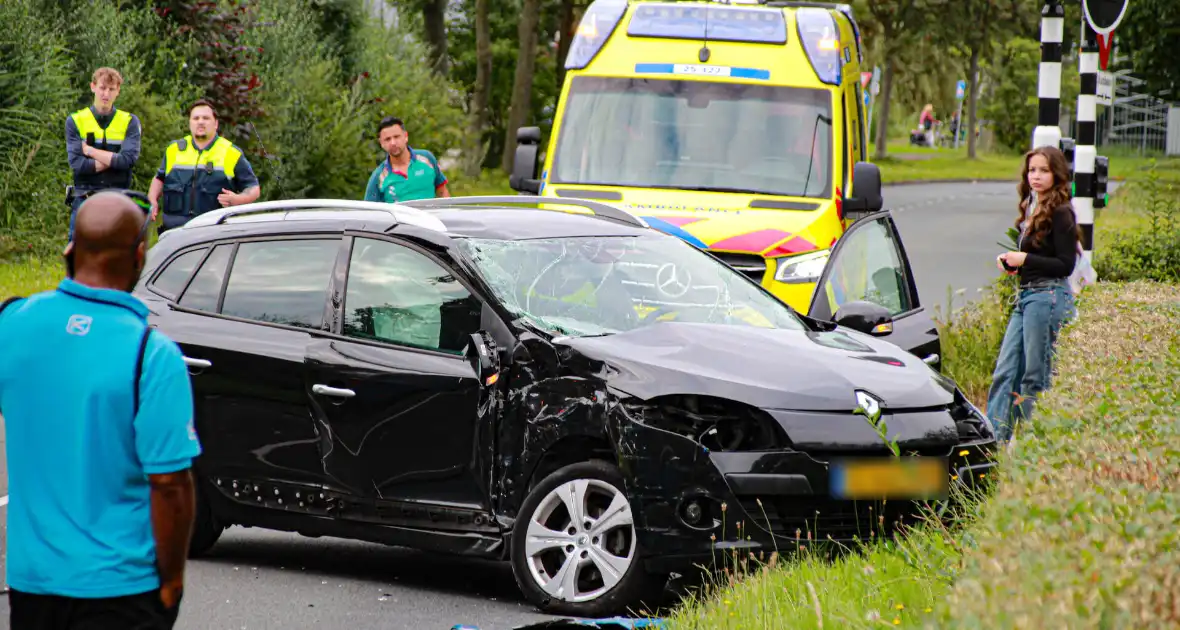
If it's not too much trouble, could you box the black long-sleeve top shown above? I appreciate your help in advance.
[1018,204,1078,285]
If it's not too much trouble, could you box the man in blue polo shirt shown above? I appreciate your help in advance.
[0,192,200,629]
[363,116,451,203]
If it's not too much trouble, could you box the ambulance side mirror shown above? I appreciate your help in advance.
[843,162,883,223]
[509,126,542,195]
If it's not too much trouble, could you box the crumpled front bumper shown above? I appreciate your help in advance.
[611,409,997,574]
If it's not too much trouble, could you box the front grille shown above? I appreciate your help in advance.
[803,445,954,462]
[737,496,925,542]
[709,252,767,282]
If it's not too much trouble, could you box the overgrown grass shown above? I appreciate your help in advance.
[667,280,1180,629]
[667,162,1180,628]
[932,276,1016,409]
[938,281,1180,628]
[1093,159,1180,284]
[665,520,970,629]
[0,254,59,298]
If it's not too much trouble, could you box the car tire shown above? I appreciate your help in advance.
[188,480,224,558]
[510,460,663,617]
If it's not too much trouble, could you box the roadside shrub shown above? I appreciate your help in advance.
[242,0,464,200]
[934,272,1017,409]
[0,0,75,253]
[244,0,369,199]
[980,38,1080,154]
[666,280,1180,630]
[1093,162,1180,283]
[353,17,467,162]
[938,281,1180,628]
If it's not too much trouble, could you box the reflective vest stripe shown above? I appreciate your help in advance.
[70,108,133,145]
[164,136,241,179]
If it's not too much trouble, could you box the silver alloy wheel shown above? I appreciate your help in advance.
[523,478,636,603]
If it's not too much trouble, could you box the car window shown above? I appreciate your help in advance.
[179,244,233,312]
[152,247,207,298]
[457,234,807,338]
[220,239,340,329]
[816,217,911,319]
[343,238,482,355]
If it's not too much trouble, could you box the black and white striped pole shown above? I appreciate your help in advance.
[1074,22,1099,259]
[1032,0,1065,150]
[1080,0,1131,257]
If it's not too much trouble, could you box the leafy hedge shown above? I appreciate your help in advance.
[0,0,466,259]
[667,166,1180,629]
[667,278,1180,629]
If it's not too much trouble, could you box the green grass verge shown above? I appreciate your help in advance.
[0,254,59,298]
[667,161,1180,628]
[869,140,1171,185]
[937,280,1180,627]
[666,279,1180,629]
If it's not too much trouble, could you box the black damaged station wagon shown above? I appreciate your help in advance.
[135,194,997,616]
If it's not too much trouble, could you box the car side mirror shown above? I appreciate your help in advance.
[509,126,542,194]
[833,300,893,336]
[843,162,883,223]
[465,331,501,386]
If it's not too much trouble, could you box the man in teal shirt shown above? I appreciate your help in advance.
[364,116,450,203]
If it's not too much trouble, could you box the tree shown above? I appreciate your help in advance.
[463,0,492,176]
[857,0,935,159]
[980,38,1041,152]
[1117,0,1180,97]
[388,0,450,75]
[554,0,588,90]
[930,0,1036,158]
[154,0,265,143]
[500,0,543,173]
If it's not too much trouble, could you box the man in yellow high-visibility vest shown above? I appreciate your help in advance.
[65,68,142,241]
[147,99,260,234]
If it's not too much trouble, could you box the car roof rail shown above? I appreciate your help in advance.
[179,199,449,232]
[399,195,650,229]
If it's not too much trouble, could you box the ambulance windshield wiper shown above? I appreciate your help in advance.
[800,113,833,197]
[676,185,782,196]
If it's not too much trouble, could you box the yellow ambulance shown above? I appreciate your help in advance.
[509,0,884,315]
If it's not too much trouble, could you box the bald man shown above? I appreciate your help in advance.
[0,191,201,629]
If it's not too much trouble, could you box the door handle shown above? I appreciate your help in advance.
[922,353,940,365]
[183,357,212,369]
[312,384,356,398]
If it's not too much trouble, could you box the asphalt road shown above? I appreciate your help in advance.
[0,181,1025,629]
[885,180,1018,317]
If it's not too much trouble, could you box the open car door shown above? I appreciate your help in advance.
[807,210,942,370]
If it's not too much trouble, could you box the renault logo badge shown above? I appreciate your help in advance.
[854,390,883,423]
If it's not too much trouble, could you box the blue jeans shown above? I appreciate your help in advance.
[986,281,1075,441]
[67,196,85,242]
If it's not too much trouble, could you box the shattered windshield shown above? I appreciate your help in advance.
[456,235,808,337]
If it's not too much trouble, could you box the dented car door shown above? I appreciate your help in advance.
[304,234,498,531]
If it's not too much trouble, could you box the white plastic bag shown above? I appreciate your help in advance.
[1069,243,1097,296]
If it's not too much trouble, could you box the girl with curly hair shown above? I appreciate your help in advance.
[986,146,1082,442]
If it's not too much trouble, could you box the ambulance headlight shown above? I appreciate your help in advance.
[797,7,843,85]
[565,0,627,70]
[775,248,830,284]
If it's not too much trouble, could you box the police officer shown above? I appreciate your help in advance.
[147,99,260,233]
[65,67,142,241]
[0,191,200,629]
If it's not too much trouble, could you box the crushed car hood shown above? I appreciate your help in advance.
[558,322,954,412]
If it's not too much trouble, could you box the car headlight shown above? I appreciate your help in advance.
[774,248,830,283]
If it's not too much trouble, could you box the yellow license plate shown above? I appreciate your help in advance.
[830,457,949,500]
